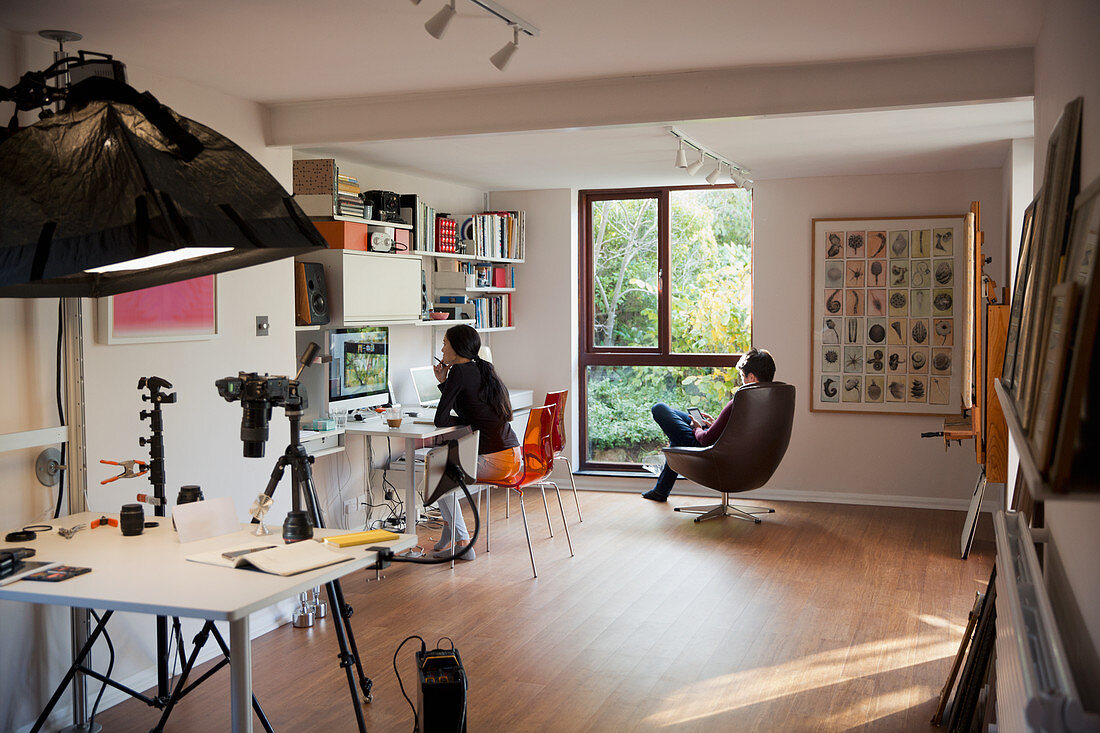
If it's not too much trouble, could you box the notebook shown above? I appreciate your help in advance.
[410,366,441,407]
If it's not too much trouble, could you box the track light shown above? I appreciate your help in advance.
[425,0,456,39]
[686,151,708,176]
[491,25,519,70]
[674,139,688,169]
[705,161,724,185]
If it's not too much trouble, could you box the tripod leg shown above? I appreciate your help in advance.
[323,580,368,733]
[30,611,113,733]
[152,621,214,732]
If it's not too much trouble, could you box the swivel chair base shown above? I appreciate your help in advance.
[674,494,774,524]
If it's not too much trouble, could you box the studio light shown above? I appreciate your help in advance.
[425,0,457,39]
[674,139,688,169]
[0,41,328,298]
[490,25,519,71]
[705,161,724,185]
[686,152,708,176]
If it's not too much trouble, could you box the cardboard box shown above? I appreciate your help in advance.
[313,221,367,251]
[434,271,471,290]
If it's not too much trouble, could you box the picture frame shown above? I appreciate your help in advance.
[1029,281,1078,470]
[97,275,219,345]
[811,215,965,414]
[1014,97,1083,430]
[1048,174,1100,492]
[1000,195,1039,391]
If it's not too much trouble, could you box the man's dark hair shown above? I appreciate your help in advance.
[737,348,776,382]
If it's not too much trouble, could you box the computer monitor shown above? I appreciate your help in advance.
[328,327,389,414]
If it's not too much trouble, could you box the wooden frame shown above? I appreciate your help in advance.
[97,275,218,345]
[1014,97,1083,430]
[1001,196,1039,389]
[811,215,965,414]
[577,184,750,472]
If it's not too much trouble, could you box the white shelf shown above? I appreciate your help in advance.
[294,325,321,332]
[414,319,476,328]
[416,250,524,265]
[478,326,516,333]
[311,215,413,230]
[467,286,515,293]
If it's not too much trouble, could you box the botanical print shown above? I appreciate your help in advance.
[889,230,909,258]
[931,348,953,374]
[867,231,888,258]
[888,318,907,345]
[846,231,865,257]
[887,346,907,373]
[865,375,885,403]
[825,231,844,258]
[821,375,840,402]
[867,289,887,316]
[865,346,885,373]
[933,228,954,256]
[866,318,886,344]
[929,376,951,405]
[842,376,863,402]
[908,376,928,403]
[933,319,953,346]
[912,229,931,258]
[822,346,841,372]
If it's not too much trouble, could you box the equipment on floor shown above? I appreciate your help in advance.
[394,635,468,733]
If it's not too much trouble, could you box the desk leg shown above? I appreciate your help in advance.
[229,617,252,733]
[405,437,417,533]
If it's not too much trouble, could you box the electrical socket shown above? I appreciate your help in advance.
[343,498,358,516]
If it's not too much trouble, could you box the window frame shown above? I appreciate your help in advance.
[577,184,753,472]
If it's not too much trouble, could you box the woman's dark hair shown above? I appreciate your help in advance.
[446,324,512,420]
[737,348,776,382]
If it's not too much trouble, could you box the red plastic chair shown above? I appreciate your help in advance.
[542,389,582,522]
[479,404,574,578]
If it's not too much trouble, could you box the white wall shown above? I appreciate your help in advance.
[1032,0,1100,709]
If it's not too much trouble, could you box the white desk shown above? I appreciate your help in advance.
[0,512,416,732]
[345,415,465,531]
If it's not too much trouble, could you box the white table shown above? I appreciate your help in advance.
[345,415,465,532]
[0,512,416,732]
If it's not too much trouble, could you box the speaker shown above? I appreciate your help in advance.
[295,262,329,326]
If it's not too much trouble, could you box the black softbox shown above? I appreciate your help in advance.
[0,76,327,298]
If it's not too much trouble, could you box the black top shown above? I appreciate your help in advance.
[435,362,519,455]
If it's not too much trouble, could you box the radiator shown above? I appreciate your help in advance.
[993,511,1099,732]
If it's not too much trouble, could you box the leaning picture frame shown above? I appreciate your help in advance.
[810,215,965,414]
[1000,196,1038,392]
[97,275,219,345]
[1048,174,1100,492]
[1015,97,1083,430]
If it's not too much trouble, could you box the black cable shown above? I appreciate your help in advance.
[381,471,480,566]
[53,300,65,519]
[393,635,427,733]
[87,610,115,728]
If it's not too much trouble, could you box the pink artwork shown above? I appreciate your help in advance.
[100,276,217,343]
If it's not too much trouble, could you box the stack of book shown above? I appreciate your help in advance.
[399,194,437,252]
[336,173,365,218]
[470,294,512,329]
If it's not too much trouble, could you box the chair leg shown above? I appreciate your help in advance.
[549,482,574,557]
[450,492,459,569]
[539,484,554,538]
[674,494,774,524]
[506,487,510,518]
[517,490,537,578]
[558,455,582,522]
[485,486,492,553]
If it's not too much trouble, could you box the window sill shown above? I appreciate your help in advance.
[574,469,657,479]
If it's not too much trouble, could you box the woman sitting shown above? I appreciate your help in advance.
[431,324,521,559]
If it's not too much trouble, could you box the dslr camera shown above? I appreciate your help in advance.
[215,373,306,458]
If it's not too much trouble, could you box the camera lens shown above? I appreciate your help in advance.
[240,402,270,458]
[120,503,145,536]
[282,510,314,543]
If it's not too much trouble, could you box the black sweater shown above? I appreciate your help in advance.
[435,362,519,454]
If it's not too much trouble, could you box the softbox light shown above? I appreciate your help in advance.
[0,76,328,298]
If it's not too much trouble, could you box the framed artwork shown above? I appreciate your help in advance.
[1000,195,1039,391]
[811,215,965,414]
[1048,173,1100,491]
[97,275,218,345]
[1015,97,1083,430]
[1029,281,1078,470]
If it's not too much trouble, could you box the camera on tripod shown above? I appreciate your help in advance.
[215,372,305,458]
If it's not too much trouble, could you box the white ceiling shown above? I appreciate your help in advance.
[1,0,1042,189]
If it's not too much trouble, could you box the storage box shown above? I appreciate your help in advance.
[313,221,367,251]
[434,271,472,290]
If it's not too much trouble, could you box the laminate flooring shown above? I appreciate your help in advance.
[92,490,995,732]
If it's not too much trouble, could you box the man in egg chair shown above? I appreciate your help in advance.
[642,348,777,503]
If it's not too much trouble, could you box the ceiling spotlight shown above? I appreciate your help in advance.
[425,0,457,39]
[729,169,744,187]
[705,161,724,185]
[686,151,708,176]
[674,139,688,169]
[491,25,520,71]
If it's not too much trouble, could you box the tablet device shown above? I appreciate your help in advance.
[688,407,704,423]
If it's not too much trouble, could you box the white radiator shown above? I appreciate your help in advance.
[994,511,1099,732]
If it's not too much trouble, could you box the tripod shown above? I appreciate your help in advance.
[253,400,375,732]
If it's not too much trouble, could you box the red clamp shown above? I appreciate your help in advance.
[90,516,119,529]
[136,493,164,506]
[99,459,149,484]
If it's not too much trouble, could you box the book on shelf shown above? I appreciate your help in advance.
[399,194,437,252]
[455,210,525,260]
[185,540,353,576]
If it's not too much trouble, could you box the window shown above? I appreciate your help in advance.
[579,186,752,470]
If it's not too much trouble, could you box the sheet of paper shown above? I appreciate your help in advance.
[173,496,241,543]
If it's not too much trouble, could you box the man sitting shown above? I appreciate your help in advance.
[643,348,776,502]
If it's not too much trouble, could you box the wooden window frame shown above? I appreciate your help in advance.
[578,184,753,472]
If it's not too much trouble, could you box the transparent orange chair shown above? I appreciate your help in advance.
[542,389,582,522]
[479,404,574,578]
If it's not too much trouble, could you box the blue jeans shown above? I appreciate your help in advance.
[649,403,700,498]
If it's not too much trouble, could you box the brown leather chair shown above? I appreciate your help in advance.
[662,382,796,523]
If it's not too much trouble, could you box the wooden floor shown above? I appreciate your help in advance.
[94,490,994,732]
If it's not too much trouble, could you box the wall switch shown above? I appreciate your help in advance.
[255,315,269,336]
